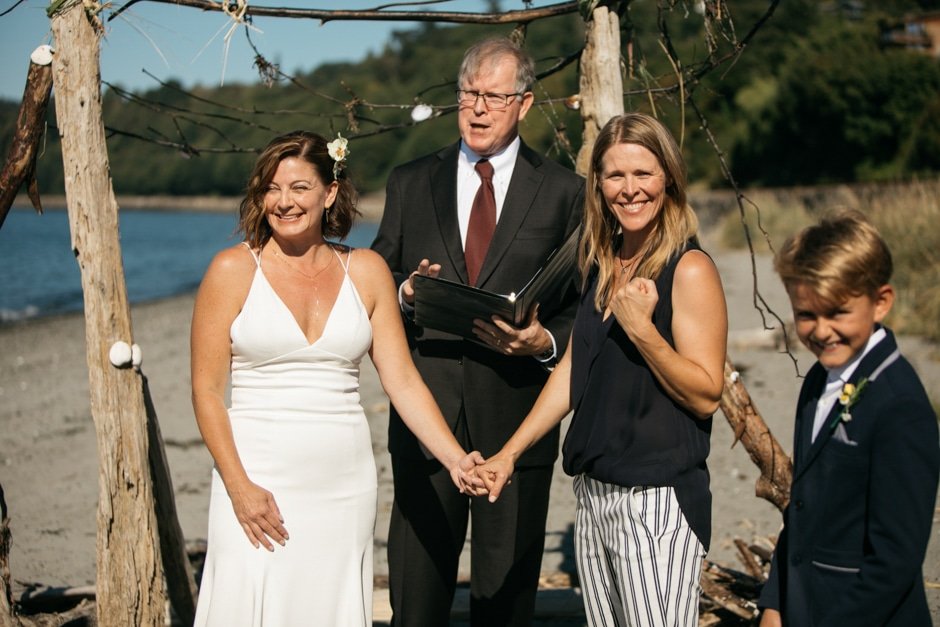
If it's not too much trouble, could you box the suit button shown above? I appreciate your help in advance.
[795,500,804,510]
[792,553,803,565]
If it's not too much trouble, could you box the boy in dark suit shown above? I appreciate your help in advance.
[758,209,939,626]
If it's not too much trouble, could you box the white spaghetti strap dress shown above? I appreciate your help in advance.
[194,245,376,626]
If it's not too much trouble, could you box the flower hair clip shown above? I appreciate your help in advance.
[830,377,869,429]
[327,133,350,180]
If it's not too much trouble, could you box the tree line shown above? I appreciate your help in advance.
[1,0,938,198]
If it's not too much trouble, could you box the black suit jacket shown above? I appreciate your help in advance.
[372,140,584,465]
[759,328,939,626]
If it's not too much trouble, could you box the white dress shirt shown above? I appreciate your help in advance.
[811,327,886,442]
[456,137,520,248]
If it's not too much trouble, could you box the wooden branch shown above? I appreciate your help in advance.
[115,0,578,24]
[1,484,15,627]
[748,539,774,564]
[14,585,96,627]
[2,486,100,627]
[700,575,755,621]
[575,4,624,176]
[0,56,53,230]
[50,6,166,626]
[734,538,766,581]
[21,599,96,627]
[720,357,793,512]
[142,375,197,626]
[700,561,761,621]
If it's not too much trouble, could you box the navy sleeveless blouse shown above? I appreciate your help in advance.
[563,241,713,550]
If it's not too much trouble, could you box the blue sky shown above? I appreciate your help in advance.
[0,1,538,102]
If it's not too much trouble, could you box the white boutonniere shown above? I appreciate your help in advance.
[326,133,349,179]
[830,378,868,428]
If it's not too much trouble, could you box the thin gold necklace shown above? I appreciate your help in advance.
[271,245,334,321]
[618,254,639,275]
[273,246,334,281]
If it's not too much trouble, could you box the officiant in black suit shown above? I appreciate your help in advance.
[371,37,584,627]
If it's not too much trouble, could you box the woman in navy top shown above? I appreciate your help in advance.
[477,113,727,626]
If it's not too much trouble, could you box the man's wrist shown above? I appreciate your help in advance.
[534,331,557,363]
[535,346,555,361]
[398,281,415,317]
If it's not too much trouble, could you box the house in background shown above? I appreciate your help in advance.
[881,11,940,58]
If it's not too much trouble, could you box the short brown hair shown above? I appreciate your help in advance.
[238,130,359,248]
[775,209,893,306]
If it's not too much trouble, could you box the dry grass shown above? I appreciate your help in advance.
[716,179,940,342]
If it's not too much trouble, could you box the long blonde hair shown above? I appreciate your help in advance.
[579,113,699,311]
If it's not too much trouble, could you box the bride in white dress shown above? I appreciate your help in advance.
[190,131,483,626]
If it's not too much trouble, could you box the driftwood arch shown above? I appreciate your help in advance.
[1,1,790,624]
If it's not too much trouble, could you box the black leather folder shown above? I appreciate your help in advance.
[413,229,579,340]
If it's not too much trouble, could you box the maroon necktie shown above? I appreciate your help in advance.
[465,159,496,286]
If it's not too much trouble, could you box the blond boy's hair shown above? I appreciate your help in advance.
[774,209,893,306]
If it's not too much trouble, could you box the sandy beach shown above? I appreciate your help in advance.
[2,230,938,622]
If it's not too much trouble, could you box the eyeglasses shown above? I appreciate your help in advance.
[455,89,523,110]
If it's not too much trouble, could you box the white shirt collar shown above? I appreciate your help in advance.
[812,326,886,442]
[459,136,521,175]
[824,326,887,387]
[455,137,520,238]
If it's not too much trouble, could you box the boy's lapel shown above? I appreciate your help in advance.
[795,329,901,481]
[794,365,825,472]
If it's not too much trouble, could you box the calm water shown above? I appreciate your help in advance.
[0,207,379,323]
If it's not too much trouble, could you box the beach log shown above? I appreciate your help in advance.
[1,484,15,627]
[576,3,624,176]
[699,561,761,621]
[0,56,53,230]
[720,357,793,512]
[50,6,167,626]
[734,538,767,581]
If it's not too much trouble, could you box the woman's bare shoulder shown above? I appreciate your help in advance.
[346,248,395,312]
[205,243,255,276]
[200,243,258,296]
[676,248,720,282]
[347,248,393,282]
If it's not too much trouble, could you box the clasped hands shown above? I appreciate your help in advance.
[452,451,517,502]
[232,453,515,551]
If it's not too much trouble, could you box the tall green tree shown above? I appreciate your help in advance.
[732,13,940,185]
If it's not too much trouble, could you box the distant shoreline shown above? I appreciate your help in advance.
[17,180,931,228]
[12,193,386,222]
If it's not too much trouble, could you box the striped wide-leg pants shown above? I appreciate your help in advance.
[573,475,705,627]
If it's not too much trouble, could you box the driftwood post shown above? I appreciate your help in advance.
[575,2,624,176]
[50,5,166,625]
[1,485,14,627]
